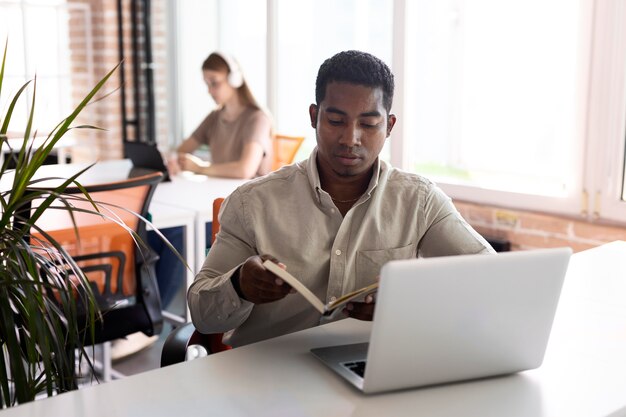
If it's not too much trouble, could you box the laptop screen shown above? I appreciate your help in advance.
[124,141,170,181]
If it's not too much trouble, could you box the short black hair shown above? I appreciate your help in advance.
[315,50,395,113]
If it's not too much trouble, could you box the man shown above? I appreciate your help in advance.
[188,50,494,347]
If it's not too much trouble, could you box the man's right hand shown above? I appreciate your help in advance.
[236,254,294,304]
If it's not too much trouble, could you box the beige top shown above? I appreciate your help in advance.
[188,149,495,347]
[191,106,272,176]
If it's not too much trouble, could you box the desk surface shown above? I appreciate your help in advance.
[151,167,247,218]
[0,159,196,231]
[0,159,198,307]
[35,158,247,216]
[148,161,247,271]
[5,157,247,276]
[2,157,247,276]
[4,241,626,416]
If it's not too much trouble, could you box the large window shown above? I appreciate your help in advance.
[173,0,267,142]
[0,0,93,137]
[401,0,590,215]
[273,0,393,159]
[404,0,582,196]
[585,0,626,221]
[170,0,626,223]
[173,0,392,161]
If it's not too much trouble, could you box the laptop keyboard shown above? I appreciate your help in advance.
[342,361,367,378]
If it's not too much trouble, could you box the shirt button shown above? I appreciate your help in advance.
[330,296,337,302]
[231,301,237,307]
[335,249,342,256]
[217,315,222,320]
[330,208,336,214]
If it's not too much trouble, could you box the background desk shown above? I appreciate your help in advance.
[2,160,198,320]
[4,241,626,416]
[146,201,195,321]
[16,159,247,286]
[151,168,246,271]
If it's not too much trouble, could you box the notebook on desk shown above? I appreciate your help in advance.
[311,247,572,394]
[124,141,171,181]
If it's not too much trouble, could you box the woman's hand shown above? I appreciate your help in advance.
[178,153,210,174]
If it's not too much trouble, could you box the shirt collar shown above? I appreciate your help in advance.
[306,147,385,204]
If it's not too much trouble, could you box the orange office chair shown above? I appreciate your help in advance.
[271,134,305,171]
[161,197,231,367]
[32,171,164,379]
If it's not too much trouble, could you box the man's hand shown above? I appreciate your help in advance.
[343,293,376,321]
[237,254,294,304]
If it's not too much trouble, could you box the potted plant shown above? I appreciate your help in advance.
[0,40,148,406]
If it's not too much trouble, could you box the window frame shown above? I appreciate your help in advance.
[390,0,597,220]
[585,0,626,223]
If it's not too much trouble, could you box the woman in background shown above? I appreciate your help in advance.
[170,51,273,179]
[115,52,273,360]
[160,51,274,311]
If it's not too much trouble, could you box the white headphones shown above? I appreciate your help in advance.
[213,51,244,88]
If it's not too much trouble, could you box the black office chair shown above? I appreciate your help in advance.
[33,171,165,379]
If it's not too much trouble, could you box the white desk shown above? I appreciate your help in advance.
[6,158,247,291]
[2,160,198,319]
[4,241,626,416]
[146,201,196,311]
[151,169,246,271]
[44,158,248,273]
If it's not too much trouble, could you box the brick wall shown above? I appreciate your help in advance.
[151,0,169,151]
[67,0,168,163]
[455,200,626,253]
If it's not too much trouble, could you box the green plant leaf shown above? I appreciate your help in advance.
[0,40,123,404]
[0,80,33,135]
[0,38,7,99]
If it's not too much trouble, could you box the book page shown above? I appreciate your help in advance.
[263,260,379,314]
[263,260,326,314]
[326,281,379,311]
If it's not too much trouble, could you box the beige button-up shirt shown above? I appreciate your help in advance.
[188,150,494,347]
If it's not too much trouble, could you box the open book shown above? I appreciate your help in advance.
[263,260,379,315]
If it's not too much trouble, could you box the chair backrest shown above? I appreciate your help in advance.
[272,134,305,171]
[32,171,164,343]
[211,198,225,244]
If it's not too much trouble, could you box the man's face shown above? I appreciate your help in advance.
[310,82,396,179]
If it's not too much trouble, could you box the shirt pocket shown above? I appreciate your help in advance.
[356,243,415,288]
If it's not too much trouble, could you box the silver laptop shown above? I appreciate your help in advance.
[311,247,572,394]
